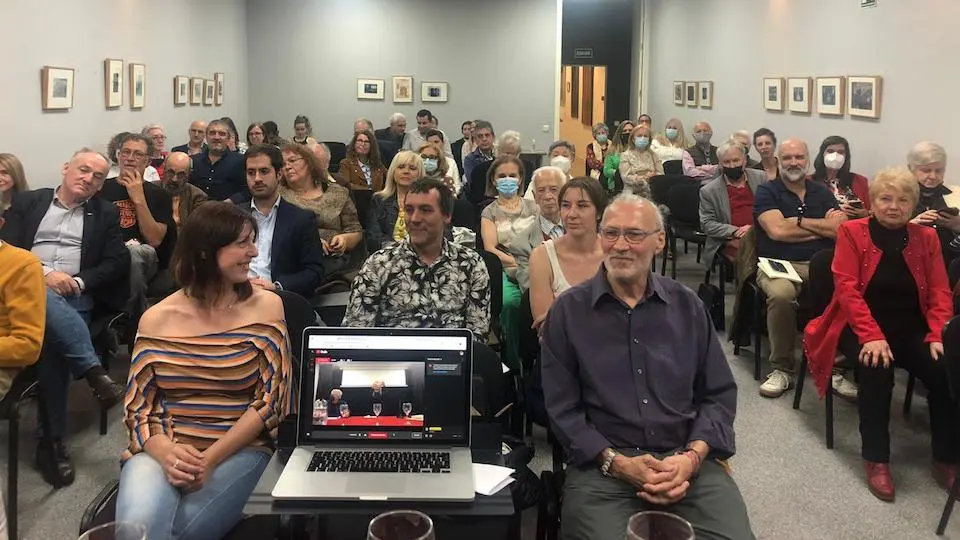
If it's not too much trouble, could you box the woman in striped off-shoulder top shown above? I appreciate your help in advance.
[116,202,293,540]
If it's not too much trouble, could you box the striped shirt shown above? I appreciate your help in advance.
[122,321,292,461]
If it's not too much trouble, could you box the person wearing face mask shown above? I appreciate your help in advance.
[602,120,635,192]
[424,130,461,195]
[418,142,458,196]
[586,123,610,180]
[617,125,660,199]
[524,140,574,201]
[651,118,689,165]
[812,136,870,223]
[481,156,539,369]
[682,121,720,180]
[907,141,960,271]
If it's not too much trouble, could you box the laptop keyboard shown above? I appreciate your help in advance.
[307,450,452,473]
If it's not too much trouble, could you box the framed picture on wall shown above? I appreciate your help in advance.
[685,82,698,107]
[673,81,685,105]
[129,63,146,109]
[422,82,449,102]
[104,58,123,108]
[174,76,189,106]
[357,78,384,100]
[698,81,714,108]
[190,77,203,105]
[214,72,224,106]
[41,66,75,111]
[848,76,882,119]
[787,77,812,114]
[203,79,215,106]
[816,76,845,116]
[763,77,784,111]
[393,76,413,103]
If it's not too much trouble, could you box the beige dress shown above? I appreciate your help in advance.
[280,184,362,242]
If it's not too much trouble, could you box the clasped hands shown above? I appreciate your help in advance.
[161,442,217,492]
[613,453,695,505]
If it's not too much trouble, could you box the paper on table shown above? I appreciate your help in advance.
[473,463,515,496]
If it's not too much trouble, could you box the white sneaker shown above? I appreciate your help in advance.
[832,373,859,401]
[759,370,792,398]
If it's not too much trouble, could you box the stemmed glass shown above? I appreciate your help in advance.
[402,402,413,422]
[340,403,350,418]
[373,403,382,425]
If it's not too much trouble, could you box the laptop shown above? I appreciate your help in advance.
[271,327,476,502]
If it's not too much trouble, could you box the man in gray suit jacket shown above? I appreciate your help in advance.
[513,166,566,291]
[699,139,766,269]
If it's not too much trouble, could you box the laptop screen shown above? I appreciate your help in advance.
[299,329,472,445]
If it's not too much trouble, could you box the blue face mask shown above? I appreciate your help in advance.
[596,134,608,144]
[495,177,520,197]
[665,128,679,141]
[634,136,650,151]
[423,158,438,174]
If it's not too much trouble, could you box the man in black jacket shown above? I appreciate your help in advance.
[232,144,324,298]
[0,148,130,487]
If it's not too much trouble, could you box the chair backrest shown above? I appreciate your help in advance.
[353,188,374,227]
[648,174,687,206]
[941,315,960,407]
[609,170,625,197]
[663,159,683,176]
[451,198,477,233]
[517,289,540,370]
[274,290,317,374]
[664,178,703,226]
[806,248,835,318]
[472,342,507,420]
[323,141,348,173]
[950,257,960,290]
[469,161,493,206]
[479,250,504,321]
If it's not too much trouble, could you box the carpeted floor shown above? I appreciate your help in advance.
[3,247,960,539]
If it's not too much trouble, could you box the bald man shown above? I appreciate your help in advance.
[170,120,208,156]
[682,121,720,180]
[160,152,207,230]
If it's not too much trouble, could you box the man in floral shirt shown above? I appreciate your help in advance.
[343,178,490,339]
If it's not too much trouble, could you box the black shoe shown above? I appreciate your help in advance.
[36,438,75,488]
[87,374,125,409]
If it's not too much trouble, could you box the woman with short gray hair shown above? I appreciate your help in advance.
[586,123,609,180]
[908,141,960,268]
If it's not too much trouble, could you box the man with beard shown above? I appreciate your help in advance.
[189,119,246,200]
[540,193,753,540]
[343,178,490,339]
[753,138,845,398]
[160,152,207,230]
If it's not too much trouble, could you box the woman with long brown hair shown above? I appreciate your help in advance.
[339,129,387,191]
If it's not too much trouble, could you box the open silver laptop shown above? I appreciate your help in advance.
[272,327,475,502]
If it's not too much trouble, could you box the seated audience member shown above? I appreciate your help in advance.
[602,120,635,191]
[637,113,653,128]
[805,167,957,502]
[514,167,566,291]
[375,112,407,148]
[309,141,347,188]
[262,120,284,147]
[424,130,461,193]
[340,129,387,192]
[586,123,610,180]
[116,202,291,540]
[246,122,265,146]
[160,152,208,231]
[751,128,780,181]
[617,124,660,198]
[365,151,424,253]
[452,120,474,177]
[221,117,246,154]
[328,388,350,418]
[353,117,374,134]
[651,118,689,164]
[1,148,129,486]
[99,132,177,326]
[541,192,753,540]
[142,123,169,177]
[460,121,478,169]
[280,143,363,277]
[344,177,490,339]
[908,141,960,270]
[232,144,324,298]
[106,132,160,184]
[0,153,29,208]
[812,135,870,219]
[528,176,606,329]
[404,109,453,157]
[292,114,318,146]
[481,156,538,369]
[420,142,458,195]
[682,121,720,180]
[523,140,575,201]
[732,130,760,168]
[463,120,497,191]
[700,139,766,266]
[754,138,844,398]
[170,120,208,156]
[189,119,246,201]
[470,131,534,206]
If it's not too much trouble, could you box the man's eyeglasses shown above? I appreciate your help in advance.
[117,149,147,160]
[166,170,189,180]
[151,135,167,142]
[600,227,661,244]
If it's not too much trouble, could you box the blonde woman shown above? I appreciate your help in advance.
[601,120,635,192]
[0,153,30,210]
[652,118,689,164]
[365,151,424,252]
[418,142,457,195]
[617,124,661,198]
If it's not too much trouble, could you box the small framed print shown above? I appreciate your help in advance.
[816,76,845,116]
[698,81,714,109]
[104,58,123,108]
[174,76,189,106]
[421,82,449,102]
[129,63,145,109]
[673,81,685,105]
[41,66,75,111]
[203,79,215,106]
[763,77,784,111]
[190,77,203,105]
[848,76,882,119]
[358,78,385,100]
[214,72,224,106]
[393,76,413,103]
[787,77,812,114]
[685,82,698,107]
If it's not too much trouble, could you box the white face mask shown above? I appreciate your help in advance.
[550,156,571,174]
[824,151,846,170]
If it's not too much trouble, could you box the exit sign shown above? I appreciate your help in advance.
[574,48,593,59]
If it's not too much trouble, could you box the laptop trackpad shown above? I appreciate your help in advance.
[347,476,406,494]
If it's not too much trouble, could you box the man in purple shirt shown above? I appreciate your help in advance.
[541,192,754,540]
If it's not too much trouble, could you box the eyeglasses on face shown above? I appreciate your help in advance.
[118,149,147,160]
[599,227,661,244]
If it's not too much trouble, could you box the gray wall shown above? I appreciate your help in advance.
[645,0,960,177]
[246,0,560,150]
[0,0,248,188]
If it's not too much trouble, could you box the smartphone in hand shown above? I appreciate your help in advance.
[939,207,960,217]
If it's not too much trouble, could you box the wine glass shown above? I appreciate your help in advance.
[340,402,350,418]
[402,402,413,419]
[373,403,382,425]
[78,521,147,540]
[367,510,434,540]
[626,511,694,540]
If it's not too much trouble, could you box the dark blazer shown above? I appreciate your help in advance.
[1,188,131,312]
[451,138,467,177]
[232,195,325,298]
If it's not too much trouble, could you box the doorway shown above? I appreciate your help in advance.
[559,65,607,177]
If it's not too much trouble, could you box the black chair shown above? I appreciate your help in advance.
[352,189,374,233]
[609,170,625,198]
[950,258,960,314]
[516,289,541,436]
[323,141,347,173]
[479,250,504,341]
[90,310,128,435]
[937,315,960,534]
[664,179,707,279]
[2,367,51,540]
[273,290,318,377]
[472,343,508,421]
[452,198,478,248]
[662,159,683,176]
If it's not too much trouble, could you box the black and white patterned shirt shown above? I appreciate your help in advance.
[342,239,491,340]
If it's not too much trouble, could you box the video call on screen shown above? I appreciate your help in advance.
[305,346,467,443]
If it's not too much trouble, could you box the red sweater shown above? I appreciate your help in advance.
[803,218,952,398]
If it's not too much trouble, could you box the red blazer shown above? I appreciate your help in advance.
[803,218,952,398]
[848,173,871,209]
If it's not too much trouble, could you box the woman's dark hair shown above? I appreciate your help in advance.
[753,127,777,146]
[812,135,853,186]
[294,114,313,136]
[280,142,329,188]
[347,129,385,169]
[173,202,256,306]
[220,117,240,141]
[486,155,526,197]
[246,122,265,145]
[262,121,282,145]
[558,176,608,226]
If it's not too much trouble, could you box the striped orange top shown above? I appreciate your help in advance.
[122,321,292,461]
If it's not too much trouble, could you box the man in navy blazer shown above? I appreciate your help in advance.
[232,144,324,298]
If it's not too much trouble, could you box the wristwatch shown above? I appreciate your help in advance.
[600,448,619,478]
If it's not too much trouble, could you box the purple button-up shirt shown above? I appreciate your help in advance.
[541,267,737,466]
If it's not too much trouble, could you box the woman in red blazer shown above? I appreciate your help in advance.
[805,167,957,502]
